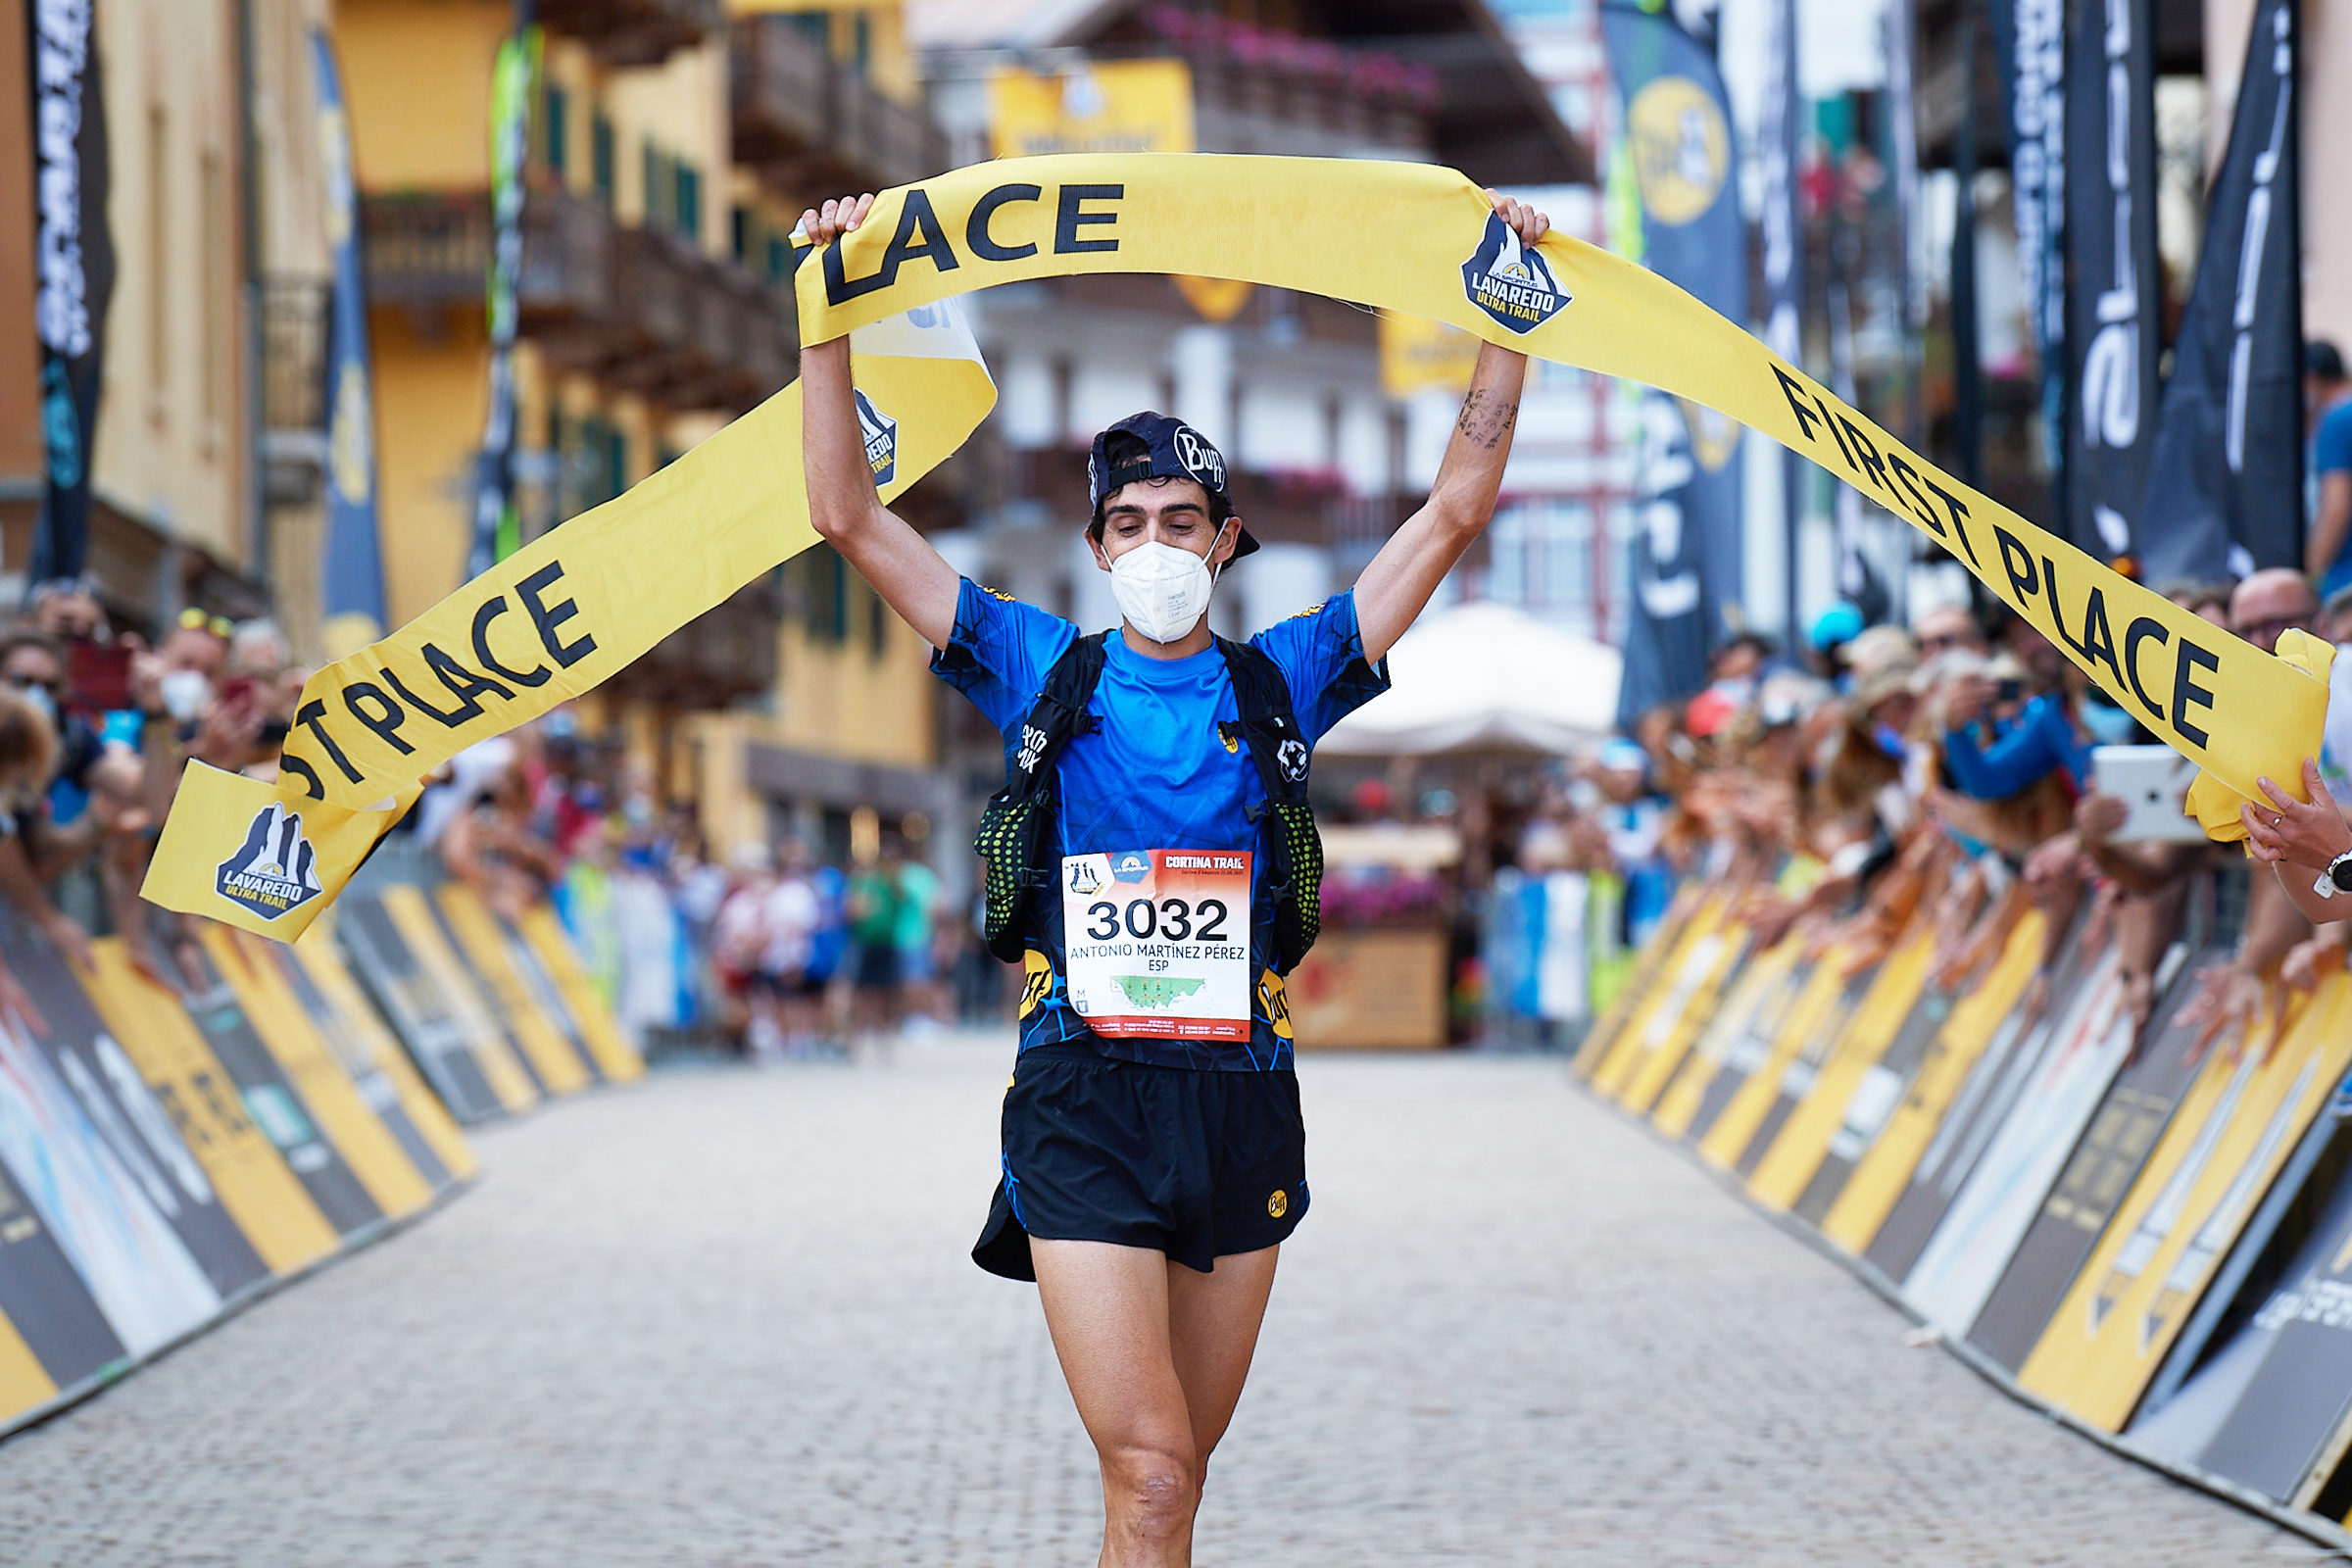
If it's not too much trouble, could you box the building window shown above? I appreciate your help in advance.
[867,583,889,660]
[146,103,167,416]
[789,13,828,46]
[604,424,630,504]
[543,84,568,179]
[590,112,615,208]
[640,141,665,230]
[766,233,788,287]
[731,204,750,264]
[800,546,850,643]
[674,162,702,245]
[852,13,871,70]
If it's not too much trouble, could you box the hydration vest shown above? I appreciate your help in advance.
[974,631,1324,974]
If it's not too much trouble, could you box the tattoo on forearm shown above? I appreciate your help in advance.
[1454,388,1518,450]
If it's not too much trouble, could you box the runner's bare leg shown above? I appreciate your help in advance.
[1033,1240,1280,1567]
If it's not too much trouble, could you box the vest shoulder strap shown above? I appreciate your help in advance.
[1214,636,1310,802]
[1004,630,1109,801]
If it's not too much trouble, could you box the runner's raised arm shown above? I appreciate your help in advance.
[1352,192,1545,664]
[799,194,960,652]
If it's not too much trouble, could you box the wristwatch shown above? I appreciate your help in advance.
[2317,850,2352,900]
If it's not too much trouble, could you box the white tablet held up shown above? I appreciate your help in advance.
[2090,745,2211,844]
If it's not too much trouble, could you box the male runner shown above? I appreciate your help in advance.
[800,189,1546,1567]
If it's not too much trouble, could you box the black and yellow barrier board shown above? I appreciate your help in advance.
[1586,893,1725,1093]
[161,933,387,1241]
[1900,945,2134,1333]
[283,923,476,1187]
[79,940,342,1278]
[336,891,526,1123]
[1817,910,2046,1254]
[373,885,545,1109]
[429,885,593,1096]
[1859,917,2097,1284]
[1612,917,1752,1113]
[516,906,642,1083]
[1746,924,1938,1213]
[2019,972,2352,1431]
[1694,955,1855,1174]
[0,1149,127,1421]
[198,926,436,1222]
[1655,930,1796,1142]
[1572,887,1703,1081]
[2128,1090,2352,1508]
[1966,945,2224,1371]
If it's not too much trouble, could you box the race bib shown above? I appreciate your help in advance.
[1061,850,1252,1041]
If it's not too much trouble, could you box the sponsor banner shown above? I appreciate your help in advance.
[2017,972,2352,1431]
[1730,971,1866,1182]
[2134,0,2302,583]
[1967,944,2220,1371]
[515,906,642,1083]
[145,156,2332,938]
[1693,958,1852,1173]
[77,940,341,1277]
[197,925,435,1222]
[430,885,592,1095]
[1902,948,2135,1336]
[2063,0,2161,560]
[1617,925,1754,1115]
[0,1147,123,1415]
[1585,893,1727,1095]
[484,905,604,1085]
[988,59,1195,159]
[1570,886,1702,1081]
[334,894,515,1124]
[160,935,385,1240]
[290,920,476,1182]
[24,0,116,586]
[311,25,387,655]
[1679,956,1819,1148]
[1824,908,2050,1258]
[1648,932,1802,1140]
[1747,927,1939,1213]
[372,888,543,1112]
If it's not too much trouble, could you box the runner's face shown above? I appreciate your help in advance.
[1092,479,1235,569]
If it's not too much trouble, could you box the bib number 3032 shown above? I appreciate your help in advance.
[1060,850,1252,1041]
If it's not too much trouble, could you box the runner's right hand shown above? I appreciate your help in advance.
[800,194,876,247]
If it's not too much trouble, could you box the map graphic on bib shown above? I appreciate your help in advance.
[1062,850,1251,1042]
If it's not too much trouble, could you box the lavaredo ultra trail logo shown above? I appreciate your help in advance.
[1461,211,1568,334]
[855,389,898,484]
[216,803,325,920]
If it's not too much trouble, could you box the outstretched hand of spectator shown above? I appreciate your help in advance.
[2282,931,2348,995]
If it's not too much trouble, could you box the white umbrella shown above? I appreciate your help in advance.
[1318,600,1623,757]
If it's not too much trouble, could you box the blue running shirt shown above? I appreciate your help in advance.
[934,579,1390,1070]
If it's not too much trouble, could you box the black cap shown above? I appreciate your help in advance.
[2307,340,2346,380]
[1087,413,1258,560]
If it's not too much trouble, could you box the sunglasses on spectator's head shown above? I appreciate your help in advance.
[176,607,233,639]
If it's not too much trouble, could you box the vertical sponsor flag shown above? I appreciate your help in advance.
[2064,0,2159,561]
[1993,0,2068,525]
[466,23,538,582]
[24,0,114,587]
[2134,0,2299,585]
[310,27,387,657]
[1601,0,1746,721]
[1759,0,1804,635]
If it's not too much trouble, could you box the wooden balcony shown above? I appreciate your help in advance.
[604,575,783,708]
[361,186,793,414]
[536,0,720,69]
[730,18,948,198]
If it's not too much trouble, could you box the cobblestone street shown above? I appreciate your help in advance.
[0,1042,2329,1566]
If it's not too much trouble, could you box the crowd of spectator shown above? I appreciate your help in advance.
[0,574,979,1059]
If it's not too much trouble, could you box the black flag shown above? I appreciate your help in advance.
[1993,0,2068,529]
[1601,0,1746,722]
[2135,0,2300,585]
[2064,0,2160,562]
[24,0,115,587]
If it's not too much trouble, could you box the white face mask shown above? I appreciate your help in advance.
[160,668,212,722]
[1106,529,1226,644]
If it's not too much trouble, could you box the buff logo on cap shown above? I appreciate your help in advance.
[856,389,898,484]
[1461,211,1568,333]
[216,803,324,920]
[1172,424,1226,492]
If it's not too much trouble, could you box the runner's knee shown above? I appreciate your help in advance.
[1102,1442,1198,1535]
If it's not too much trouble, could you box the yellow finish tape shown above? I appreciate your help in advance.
[147,154,2327,939]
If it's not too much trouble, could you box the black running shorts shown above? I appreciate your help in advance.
[973,1044,1308,1280]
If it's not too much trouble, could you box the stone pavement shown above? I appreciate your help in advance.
[0,1040,2333,1567]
